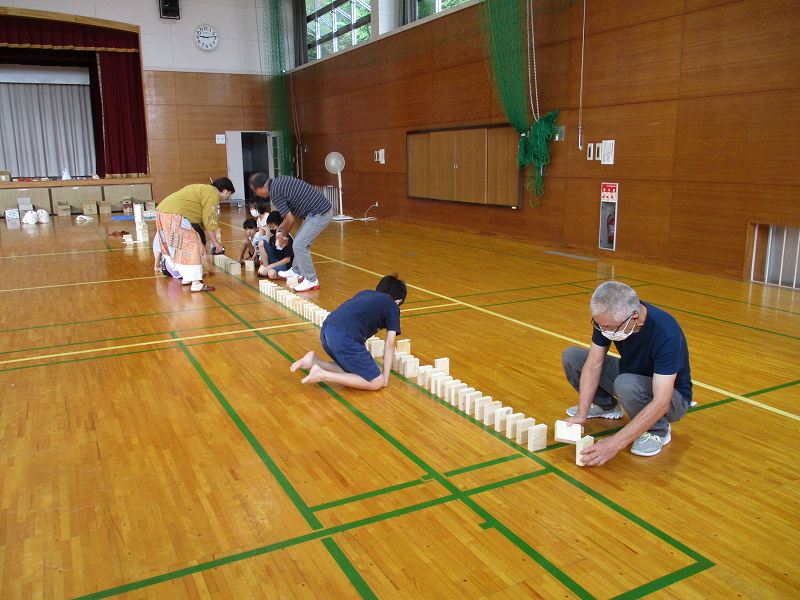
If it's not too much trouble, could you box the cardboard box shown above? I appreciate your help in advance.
[82,203,98,215]
[4,208,20,219]
[56,203,71,217]
[17,197,34,213]
[145,201,156,211]
[98,201,112,214]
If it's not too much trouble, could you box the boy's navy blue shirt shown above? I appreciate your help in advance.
[592,301,692,403]
[268,232,294,262]
[324,290,401,343]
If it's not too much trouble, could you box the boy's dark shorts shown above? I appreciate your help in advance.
[320,323,381,382]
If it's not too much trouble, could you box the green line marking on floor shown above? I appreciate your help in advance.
[321,537,378,599]
[310,478,430,512]
[443,454,523,477]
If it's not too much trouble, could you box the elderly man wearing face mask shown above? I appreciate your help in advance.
[562,281,693,465]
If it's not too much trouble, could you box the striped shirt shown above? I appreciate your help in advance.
[268,176,331,219]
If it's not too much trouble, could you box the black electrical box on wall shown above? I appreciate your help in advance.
[159,0,180,19]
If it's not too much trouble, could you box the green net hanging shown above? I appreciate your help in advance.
[482,0,561,204]
[259,0,294,176]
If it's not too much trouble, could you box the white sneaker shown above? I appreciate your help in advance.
[293,278,320,292]
[277,268,299,279]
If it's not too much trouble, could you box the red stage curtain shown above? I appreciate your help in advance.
[0,15,138,51]
[97,52,147,175]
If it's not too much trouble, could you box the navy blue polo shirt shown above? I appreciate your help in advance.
[592,302,693,402]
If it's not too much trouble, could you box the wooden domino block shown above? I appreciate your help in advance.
[365,336,379,349]
[396,339,411,355]
[463,391,482,414]
[576,435,595,466]
[227,261,241,275]
[416,365,433,386]
[259,280,271,294]
[433,375,453,397]
[392,352,408,371]
[434,357,449,373]
[527,423,548,451]
[505,413,525,439]
[318,311,329,325]
[473,396,492,420]
[401,357,419,378]
[244,260,255,271]
[482,401,503,426]
[456,387,475,410]
[287,275,299,288]
[554,420,583,444]
[444,381,466,404]
[493,407,513,432]
[427,372,448,394]
[370,339,385,358]
[515,418,536,445]
[422,368,446,389]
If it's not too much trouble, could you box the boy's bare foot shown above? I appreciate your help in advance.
[290,351,317,372]
[301,364,325,384]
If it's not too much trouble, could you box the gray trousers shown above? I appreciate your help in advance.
[292,210,333,281]
[561,346,688,437]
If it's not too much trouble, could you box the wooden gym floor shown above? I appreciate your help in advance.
[0,208,798,599]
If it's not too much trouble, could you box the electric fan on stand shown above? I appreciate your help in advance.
[325,151,353,222]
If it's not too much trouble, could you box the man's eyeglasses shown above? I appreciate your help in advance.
[592,312,637,334]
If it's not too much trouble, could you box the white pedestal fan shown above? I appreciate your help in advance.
[325,151,352,221]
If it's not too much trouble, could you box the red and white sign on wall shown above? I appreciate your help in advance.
[600,182,619,203]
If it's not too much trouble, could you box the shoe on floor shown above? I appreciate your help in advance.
[293,278,319,292]
[631,425,671,457]
[277,267,299,279]
[565,403,624,419]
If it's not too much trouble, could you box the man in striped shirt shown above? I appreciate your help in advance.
[249,173,333,292]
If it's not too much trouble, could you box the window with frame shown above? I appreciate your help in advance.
[305,0,371,62]
[417,0,471,20]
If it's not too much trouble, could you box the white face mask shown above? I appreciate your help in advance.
[599,313,636,341]
[249,208,259,217]
[601,329,632,342]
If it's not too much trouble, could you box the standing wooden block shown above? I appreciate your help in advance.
[576,435,595,466]
[527,424,548,451]
[434,357,449,373]
[422,367,446,389]
[482,401,503,426]
[505,413,525,439]
[370,339,385,358]
[244,260,255,271]
[444,381,466,405]
[474,396,493,420]
[554,420,583,444]
[396,339,411,355]
[493,407,513,432]
[463,391,482,414]
[433,375,453,397]
[392,352,408,371]
[287,275,299,288]
[515,418,536,445]
[259,280,273,295]
[227,261,242,275]
[317,311,329,326]
[456,387,475,410]
[401,357,419,378]
[416,365,433,386]
[365,336,379,349]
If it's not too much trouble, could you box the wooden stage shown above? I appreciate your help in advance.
[0,208,798,598]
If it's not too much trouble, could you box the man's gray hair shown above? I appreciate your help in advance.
[590,281,640,320]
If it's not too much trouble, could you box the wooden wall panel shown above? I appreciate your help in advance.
[582,0,684,35]
[681,0,800,97]
[143,71,175,105]
[562,102,678,180]
[177,106,244,140]
[613,180,673,259]
[146,104,178,140]
[431,62,492,125]
[487,127,520,207]
[569,17,682,107]
[173,72,242,107]
[407,133,431,198]
[454,128,488,204]
[148,139,181,175]
[674,90,800,186]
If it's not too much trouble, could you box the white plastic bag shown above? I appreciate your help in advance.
[36,209,50,223]
[21,210,38,225]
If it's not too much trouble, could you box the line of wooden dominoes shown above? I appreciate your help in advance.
[257,280,329,326]
[212,253,241,275]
